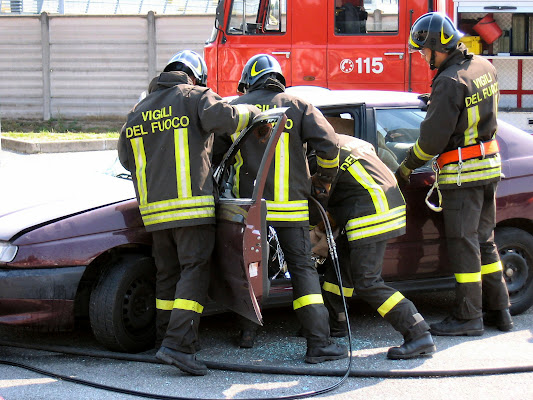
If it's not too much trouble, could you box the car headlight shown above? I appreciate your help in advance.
[0,241,18,262]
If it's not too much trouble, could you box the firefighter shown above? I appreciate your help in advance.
[218,54,347,363]
[396,12,513,336]
[118,50,259,375]
[309,134,436,359]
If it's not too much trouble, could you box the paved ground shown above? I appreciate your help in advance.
[0,148,532,400]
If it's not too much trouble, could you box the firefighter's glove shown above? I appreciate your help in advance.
[311,173,332,207]
[395,162,412,185]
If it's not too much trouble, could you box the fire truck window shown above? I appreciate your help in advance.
[228,0,287,35]
[335,0,399,35]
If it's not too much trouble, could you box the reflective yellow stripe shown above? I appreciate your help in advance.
[131,138,148,205]
[293,294,324,310]
[231,132,243,198]
[413,139,434,161]
[465,105,480,146]
[439,155,501,185]
[455,272,482,283]
[481,261,503,275]
[274,132,290,202]
[322,281,354,297]
[142,206,215,226]
[156,299,174,311]
[173,299,204,314]
[377,291,404,317]
[266,200,309,222]
[317,152,340,169]
[175,127,192,198]
[346,205,406,242]
[139,196,215,213]
[347,161,388,214]
[235,104,251,132]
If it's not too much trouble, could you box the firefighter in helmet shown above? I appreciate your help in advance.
[118,50,260,375]
[217,53,347,363]
[397,12,513,336]
[309,134,436,359]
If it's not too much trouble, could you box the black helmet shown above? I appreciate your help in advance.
[408,12,463,53]
[164,50,208,87]
[237,54,286,94]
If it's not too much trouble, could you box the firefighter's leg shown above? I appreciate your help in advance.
[275,226,347,363]
[348,240,433,359]
[431,188,485,336]
[156,225,214,376]
[321,234,354,337]
[151,229,182,348]
[479,182,513,331]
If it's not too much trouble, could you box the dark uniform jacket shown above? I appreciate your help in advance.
[328,135,406,246]
[226,78,340,227]
[118,71,257,232]
[403,43,501,189]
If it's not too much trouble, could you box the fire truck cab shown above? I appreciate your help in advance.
[204,0,454,97]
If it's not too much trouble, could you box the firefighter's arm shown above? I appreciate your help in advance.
[198,90,260,135]
[301,103,340,180]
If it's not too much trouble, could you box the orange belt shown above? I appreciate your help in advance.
[436,140,499,169]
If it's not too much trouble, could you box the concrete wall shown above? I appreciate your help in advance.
[0,13,213,119]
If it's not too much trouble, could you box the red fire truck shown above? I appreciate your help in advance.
[204,0,455,96]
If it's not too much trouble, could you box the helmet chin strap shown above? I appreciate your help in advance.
[429,49,437,70]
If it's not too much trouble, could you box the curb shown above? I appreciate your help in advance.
[1,137,118,154]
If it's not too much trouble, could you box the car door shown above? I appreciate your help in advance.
[209,108,288,325]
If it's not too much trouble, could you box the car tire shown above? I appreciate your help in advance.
[495,227,533,316]
[89,254,156,352]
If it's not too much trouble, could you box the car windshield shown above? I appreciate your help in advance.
[375,108,429,168]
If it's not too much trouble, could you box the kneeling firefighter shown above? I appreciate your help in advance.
[310,134,436,359]
[118,50,259,376]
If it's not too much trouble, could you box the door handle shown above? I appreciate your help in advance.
[272,51,291,59]
[384,52,405,60]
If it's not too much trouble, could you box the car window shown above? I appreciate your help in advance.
[375,108,427,171]
[335,0,398,35]
[228,0,287,35]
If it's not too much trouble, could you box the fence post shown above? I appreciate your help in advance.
[41,12,51,120]
[147,11,157,84]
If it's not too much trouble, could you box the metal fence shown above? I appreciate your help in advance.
[0,0,218,14]
[0,12,214,119]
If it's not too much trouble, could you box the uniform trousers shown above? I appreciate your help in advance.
[151,224,214,353]
[442,182,510,319]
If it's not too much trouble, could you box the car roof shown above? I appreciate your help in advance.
[285,86,425,108]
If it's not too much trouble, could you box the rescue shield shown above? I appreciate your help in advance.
[210,108,288,325]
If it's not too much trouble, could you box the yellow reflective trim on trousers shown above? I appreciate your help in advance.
[377,291,404,317]
[347,161,388,214]
[139,196,215,213]
[322,281,354,297]
[317,152,340,169]
[235,104,251,132]
[455,272,482,283]
[274,132,290,202]
[131,138,148,205]
[173,299,204,314]
[481,261,503,275]
[413,139,434,161]
[156,299,174,311]
[293,294,324,310]
[465,105,480,146]
[175,128,192,198]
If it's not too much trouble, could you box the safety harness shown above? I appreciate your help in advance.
[425,139,499,212]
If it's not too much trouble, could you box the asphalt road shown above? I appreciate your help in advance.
[1,149,532,400]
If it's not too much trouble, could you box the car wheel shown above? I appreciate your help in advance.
[495,227,533,315]
[89,254,156,352]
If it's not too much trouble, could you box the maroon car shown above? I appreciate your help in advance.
[1,90,532,353]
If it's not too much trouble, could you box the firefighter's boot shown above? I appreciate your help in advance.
[483,309,514,331]
[156,346,207,376]
[387,332,436,360]
[305,340,348,364]
[430,316,484,336]
[238,328,257,348]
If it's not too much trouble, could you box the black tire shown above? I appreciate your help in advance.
[89,254,156,352]
[495,227,533,315]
